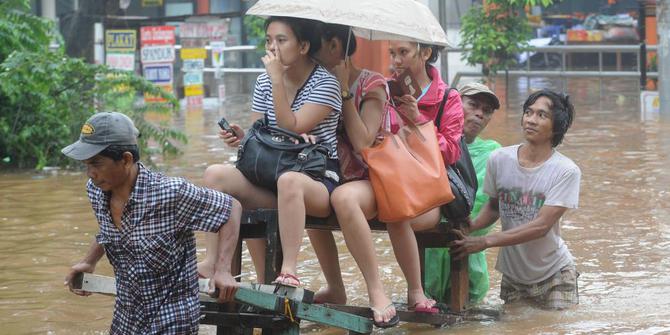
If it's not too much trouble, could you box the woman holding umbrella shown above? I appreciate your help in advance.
[198,16,342,288]
[308,23,399,328]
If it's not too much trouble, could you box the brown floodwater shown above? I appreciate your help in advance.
[1,76,669,334]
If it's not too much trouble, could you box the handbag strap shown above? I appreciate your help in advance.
[434,87,456,128]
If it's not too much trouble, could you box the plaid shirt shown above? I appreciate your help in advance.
[88,163,233,335]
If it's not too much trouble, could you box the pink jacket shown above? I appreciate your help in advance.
[390,65,463,165]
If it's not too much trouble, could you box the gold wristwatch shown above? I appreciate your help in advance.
[341,89,353,101]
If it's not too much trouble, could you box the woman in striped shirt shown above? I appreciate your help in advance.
[198,16,342,287]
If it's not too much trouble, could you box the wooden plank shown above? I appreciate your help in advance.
[323,303,501,325]
[450,256,469,313]
[200,281,314,303]
[74,273,312,303]
[72,273,116,295]
[322,303,462,327]
[239,209,471,314]
[234,288,373,334]
[200,311,291,329]
[264,213,282,285]
[448,228,469,313]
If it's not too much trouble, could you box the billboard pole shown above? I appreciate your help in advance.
[659,0,670,119]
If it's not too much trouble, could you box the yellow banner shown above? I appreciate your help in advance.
[106,30,137,52]
[180,48,207,60]
[184,84,204,97]
[142,0,163,7]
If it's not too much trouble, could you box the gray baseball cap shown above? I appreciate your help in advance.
[62,112,139,160]
[458,82,500,110]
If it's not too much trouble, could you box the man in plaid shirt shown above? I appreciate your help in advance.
[62,112,241,334]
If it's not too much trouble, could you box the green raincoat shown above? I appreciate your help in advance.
[424,137,501,304]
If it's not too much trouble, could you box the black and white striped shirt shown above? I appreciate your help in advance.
[251,64,342,159]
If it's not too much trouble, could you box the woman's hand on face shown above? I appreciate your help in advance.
[261,48,284,82]
[219,124,244,148]
[332,60,350,89]
[395,94,420,122]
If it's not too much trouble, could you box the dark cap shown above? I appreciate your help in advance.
[61,112,139,160]
[458,82,500,110]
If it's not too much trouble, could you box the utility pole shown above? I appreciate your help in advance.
[659,0,670,118]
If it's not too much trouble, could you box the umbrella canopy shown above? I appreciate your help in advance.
[246,0,450,47]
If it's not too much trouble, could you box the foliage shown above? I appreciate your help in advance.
[0,0,184,170]
[648,54,657,72]
[459,0,555,79]
[244,15,267,51]
[0,0,56,60]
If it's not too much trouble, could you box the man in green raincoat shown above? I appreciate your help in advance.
[425,82,501,304]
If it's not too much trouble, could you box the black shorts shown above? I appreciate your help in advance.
[321,159,341,194]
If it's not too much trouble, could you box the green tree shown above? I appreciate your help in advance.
[0,0,185,170]
[460,0,556,80]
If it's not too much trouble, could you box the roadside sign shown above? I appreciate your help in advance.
[181,48,207,60]
[182,59,205,72]
[211,41,226,68]
[141,45,175,63]
[140,26,175,46]
[139,26,176,103]
[105,30,136,52]
[185,84,204,97]
[640,90,660,120]
[183,71,203,86]
[186,95,203,107]
[143,63,173,84]
[142,0,163,8]
[181,21,229,40]
[106,53,135,71]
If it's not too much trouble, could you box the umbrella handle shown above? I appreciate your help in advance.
[345,26,352,63]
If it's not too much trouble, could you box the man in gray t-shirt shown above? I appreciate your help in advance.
[450,90,580,309]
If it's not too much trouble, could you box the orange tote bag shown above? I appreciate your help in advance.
[361,118,454,222]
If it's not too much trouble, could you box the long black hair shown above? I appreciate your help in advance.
[317,22,357,57]
[264,16,322,57]
[522,89,575,147]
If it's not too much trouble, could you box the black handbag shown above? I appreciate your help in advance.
[236,118,330,192]
[434,89,478,223]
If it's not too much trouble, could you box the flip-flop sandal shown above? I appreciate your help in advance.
[271,273,302,288]
[410,299,439,314]
[370,303,400,328]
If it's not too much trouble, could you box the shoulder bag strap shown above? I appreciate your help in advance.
[434,87,455,127]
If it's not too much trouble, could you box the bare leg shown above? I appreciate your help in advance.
[245,239,266,283]
[197,230,220,278]
[199,164,276,281]
[307,229,347,304]
[275,172,331,282]
[386,207,441,308]
[332,180,396,323]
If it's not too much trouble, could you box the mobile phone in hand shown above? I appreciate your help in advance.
[388,68,421,100]
[217,117,233,133]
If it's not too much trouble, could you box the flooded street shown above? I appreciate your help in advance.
[1,76,669,334]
